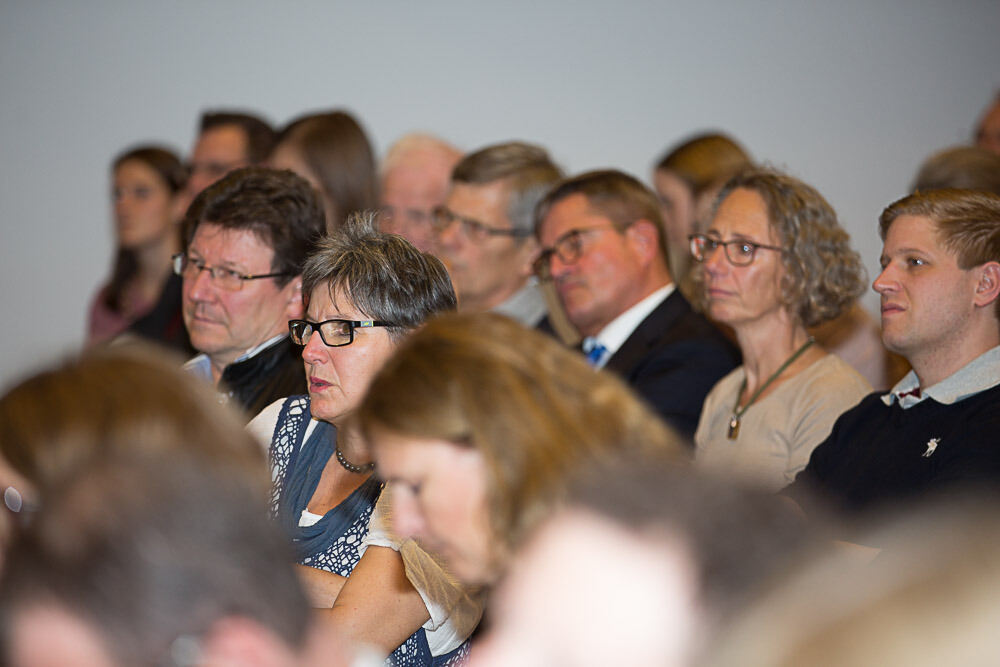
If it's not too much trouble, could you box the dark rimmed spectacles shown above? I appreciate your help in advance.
[533,226,617,280]
[173,253,292,292]
[431,206,532,243]
[688,233,784,267]
[289,319,395,347]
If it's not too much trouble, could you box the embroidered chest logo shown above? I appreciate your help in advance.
[922,437,940,458]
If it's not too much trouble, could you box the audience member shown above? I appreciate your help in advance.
[706,495,1000,667]
[652,132,752,287]
[432,141,562,328]
[912,145,1000,196]
[247,213,476,663]
[472,459,823,667]
[179,167,325,418]
[271,110,379,232]
[358,312,687,588]
[789,189,1000,518]
[534,169,739,438]
[177,109,276,216]
[379,133,462,252]
[691,169,871,491]
[0,456,350,667]
[86,146,190,353]
[974,90,1000,155]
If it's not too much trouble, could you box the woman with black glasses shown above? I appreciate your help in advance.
[690,169,871,492]
[248,213,476,665]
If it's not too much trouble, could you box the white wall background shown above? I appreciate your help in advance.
[1,1,998,385]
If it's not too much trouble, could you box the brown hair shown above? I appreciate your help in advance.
[276,110,379,231]
[911,146,1000,196]
[0,345,266,494]
[534,169,670,263]
[710,169,866,327]
[358,312,686,564]
[655,132,752,198]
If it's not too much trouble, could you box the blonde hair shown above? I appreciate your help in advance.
[358,312,686,558]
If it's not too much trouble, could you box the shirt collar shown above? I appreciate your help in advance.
[590,283,675,360]
[492,278,547,328]
[183,334,289,383]
[881,345,1000,409]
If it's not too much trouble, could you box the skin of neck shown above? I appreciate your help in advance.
[907,320,1000,388]
[735,308,814,393]
[334,422,372,467]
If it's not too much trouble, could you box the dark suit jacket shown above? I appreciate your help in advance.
[602,290,740,441]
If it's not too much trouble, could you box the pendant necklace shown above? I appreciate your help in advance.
[728,337,815,440]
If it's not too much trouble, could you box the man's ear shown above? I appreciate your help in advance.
[973,262,1000,309]
[284,276,304,320]
[624,219,661,266]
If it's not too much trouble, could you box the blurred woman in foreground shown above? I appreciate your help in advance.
[358,311,687,587]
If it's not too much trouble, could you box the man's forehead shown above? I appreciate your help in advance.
[541,193,607,238]
[193,125,248,160]
[884,214,944,250]
[190,223,274,263]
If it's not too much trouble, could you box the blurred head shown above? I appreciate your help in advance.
[706,495,1000,667]
[0,454,325,667]
[271,110,378,232]
[696,169,865,330]
[912,145,1000,196]
[653,133,752,279]
[296,213,456,424]
[875,190,1000,362]
[184,110,276,204]
[534,170,671,336]
[359,312,685,585]
[379,133,462,252]
[180,167,325,371]
[975,91,1000,156]
[0,345,265,497]
[474,461,819,667]
[436,142,562,312]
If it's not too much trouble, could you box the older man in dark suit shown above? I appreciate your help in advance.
[534,170,739,439]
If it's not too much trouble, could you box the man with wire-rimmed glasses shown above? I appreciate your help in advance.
[534,169,738,440]
[432,141,564,331]
[178,167,325,418]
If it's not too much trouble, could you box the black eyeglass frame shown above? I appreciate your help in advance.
[532,225,621,280]
[288,319,396,348]
[688,233,785,267]
[172,253,293,291]
[431,206,532,241]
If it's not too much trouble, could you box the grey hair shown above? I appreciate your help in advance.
[301,211,457,339]
[452,141,564,235]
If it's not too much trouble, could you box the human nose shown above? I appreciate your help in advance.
[701,242,729,276]
[435,216,464,249]
[872,263,897,295]
[391,488,427,540]
[300,327,327,364]
[186,265,217,302]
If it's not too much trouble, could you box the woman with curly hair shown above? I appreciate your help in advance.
[689,169,871,491]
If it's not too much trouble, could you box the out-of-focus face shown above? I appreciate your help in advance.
[112,159,175,250]
[371,427,495,585]
[380,164,449,253]
[8,603,117,667]
[471,509,699,667]
[181,223,301,377]
[270,142,335,229]
[977,101,1000,156]
[536,193,645,336]
[701,188,786,329]
[873,214,981,360]
[185,125,250,197]
[300,286,397,426]
[654,168,696,253]
[436,181,537,312]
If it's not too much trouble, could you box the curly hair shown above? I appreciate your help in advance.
[710,169,866,327]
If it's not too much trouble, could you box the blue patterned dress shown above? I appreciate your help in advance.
[268,396,469,666]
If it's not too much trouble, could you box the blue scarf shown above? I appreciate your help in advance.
[274,400,382,561]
